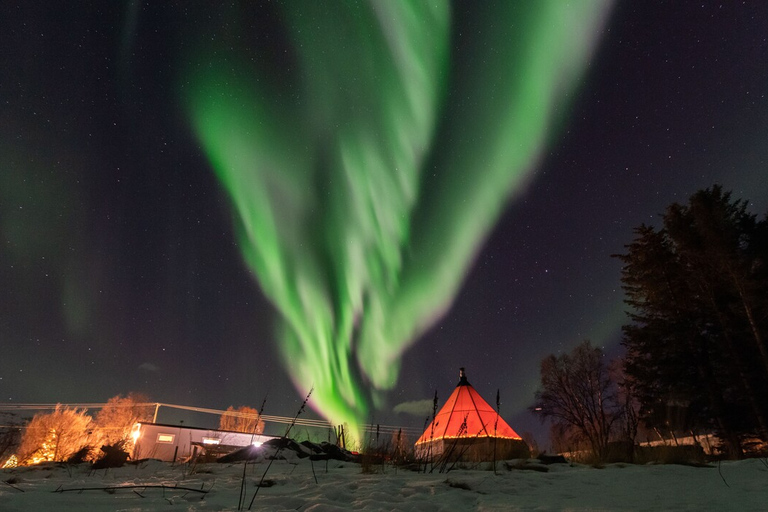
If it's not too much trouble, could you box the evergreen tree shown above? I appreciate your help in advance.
[616,186,768,457]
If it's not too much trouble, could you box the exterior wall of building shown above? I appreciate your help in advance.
[131,422,274,462]
[415,437,530,463]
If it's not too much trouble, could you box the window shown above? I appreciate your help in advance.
[157,433,175,444]
[202,437,221,445]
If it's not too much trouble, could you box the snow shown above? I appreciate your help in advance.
[2,457,767,511]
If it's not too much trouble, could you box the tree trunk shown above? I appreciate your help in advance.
[706,287,768,442]
[689,334,743,458]
[734,279,768,377]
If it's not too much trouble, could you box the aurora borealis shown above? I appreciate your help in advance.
[184,1,610,437]
[1,2,767,442]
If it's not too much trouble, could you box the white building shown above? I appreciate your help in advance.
[131,422,274,462]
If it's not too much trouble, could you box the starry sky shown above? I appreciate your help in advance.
[1,2,767,444]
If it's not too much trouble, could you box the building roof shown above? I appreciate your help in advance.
[415,368,522,445]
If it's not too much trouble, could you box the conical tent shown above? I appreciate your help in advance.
[415,368,529,461]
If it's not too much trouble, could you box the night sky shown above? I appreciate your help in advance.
[1,2,767,444]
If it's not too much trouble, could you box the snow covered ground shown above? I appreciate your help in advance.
[2,456,767,511]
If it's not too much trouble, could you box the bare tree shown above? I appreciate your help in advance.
[17,405,96,464]
[95,393,155,447]
[219,406,265,434]
[532,341,624,462]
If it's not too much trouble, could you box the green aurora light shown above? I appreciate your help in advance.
[183,1,612,441]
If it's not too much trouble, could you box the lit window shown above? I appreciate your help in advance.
[157,434,175,443]
[202,437,221,445]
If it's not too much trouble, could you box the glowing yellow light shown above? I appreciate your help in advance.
[130,423,141,443]
[26,429,58,465]
[2,454,19,468]
[252,441,262,447]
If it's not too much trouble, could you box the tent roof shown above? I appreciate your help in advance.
[415,369,521,445]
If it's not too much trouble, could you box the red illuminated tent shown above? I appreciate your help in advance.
[414,368,530,461]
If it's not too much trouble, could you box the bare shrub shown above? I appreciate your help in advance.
[17,405,96,464]
[92,443,131,469]
[219,406,264,434]
[360,449,382,474]
[519,431,540,458]
[390,429,411,465]
[550,423,590,462]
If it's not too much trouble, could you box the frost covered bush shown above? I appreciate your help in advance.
[95,393,154,447]
[219,405,265,434]
[17,405,97,464]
